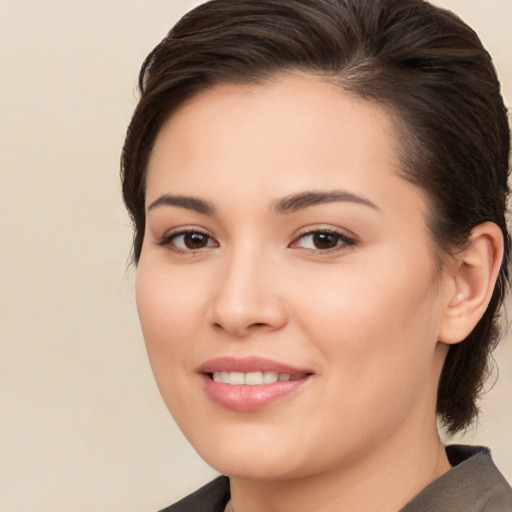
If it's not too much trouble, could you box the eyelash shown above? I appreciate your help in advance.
[156,228,356,254]
[290,228,356,253]
[156,229,218,254]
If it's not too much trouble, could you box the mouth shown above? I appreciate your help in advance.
[198,357,313,412]
[210,370,308,385]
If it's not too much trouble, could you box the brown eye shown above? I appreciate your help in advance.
[163,231,217,251]
[312,232,339,249]
[292,230,355,251]
[182,232,210,249]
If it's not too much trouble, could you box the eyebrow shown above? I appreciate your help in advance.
[147,194,216,214]
[147,190,379,216]
[271,191,379,214]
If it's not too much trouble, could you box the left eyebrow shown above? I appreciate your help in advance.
[147,194,216,215]
[271,190,380,214]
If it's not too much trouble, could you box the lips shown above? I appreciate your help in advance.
[198,356,312,412]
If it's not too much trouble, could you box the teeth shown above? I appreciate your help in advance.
[212,371,296,385]
[262,371,278,384]
[228,372,245,385]
[245,371,264,385]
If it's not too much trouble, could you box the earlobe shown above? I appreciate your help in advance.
[439,222,504,345]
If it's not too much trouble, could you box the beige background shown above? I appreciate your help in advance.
[0,1,510,511]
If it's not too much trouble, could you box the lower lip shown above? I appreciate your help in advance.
[201,374,310,412]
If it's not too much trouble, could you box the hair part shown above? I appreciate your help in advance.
[121,0,511,432]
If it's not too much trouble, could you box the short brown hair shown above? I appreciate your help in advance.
[121,0,510,432]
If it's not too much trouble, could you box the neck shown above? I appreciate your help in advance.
[229,422,451,512]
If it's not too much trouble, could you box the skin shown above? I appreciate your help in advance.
[136,74,490,512]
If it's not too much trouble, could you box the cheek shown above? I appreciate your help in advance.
[135,259,207,397]
[294,252,442,382]
[136,258,206,339]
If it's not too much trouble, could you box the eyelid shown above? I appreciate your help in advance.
[155,226,219,252]
[289,226,358,251]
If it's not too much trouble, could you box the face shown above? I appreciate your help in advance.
[136,75,453,481]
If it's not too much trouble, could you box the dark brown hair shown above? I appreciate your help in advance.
[121,0,510,432]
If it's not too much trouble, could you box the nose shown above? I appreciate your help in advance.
[207,248,288,338]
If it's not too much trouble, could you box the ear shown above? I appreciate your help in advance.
[439,222,504,345]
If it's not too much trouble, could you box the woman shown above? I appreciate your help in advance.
[121,0,512,510]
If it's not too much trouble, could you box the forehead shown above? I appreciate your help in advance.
[147,73,403,193]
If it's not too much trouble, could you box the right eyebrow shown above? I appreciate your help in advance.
[147,194,216,215]
[272,190,380,214]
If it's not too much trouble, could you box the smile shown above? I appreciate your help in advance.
[199,357,313,412]
[211,371,306,385]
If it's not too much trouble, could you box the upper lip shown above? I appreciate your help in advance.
[197,356,311,375]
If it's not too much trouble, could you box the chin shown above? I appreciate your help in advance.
[203,453,307,481]
[189,427,338,482]
[181,424,304,480]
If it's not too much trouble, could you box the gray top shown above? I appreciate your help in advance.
[400,445,512,511]
[160,445,512,512]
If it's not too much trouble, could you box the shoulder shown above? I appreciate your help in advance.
[401,445,512,512]
[157,476,230,512]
